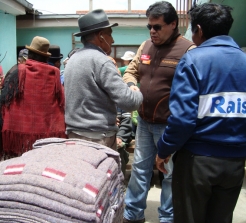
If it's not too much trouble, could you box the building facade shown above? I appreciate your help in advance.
[0,0,246,74]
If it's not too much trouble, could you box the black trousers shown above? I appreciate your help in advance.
[172,149,245,223]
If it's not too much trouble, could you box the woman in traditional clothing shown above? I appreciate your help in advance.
[0,36,66,159]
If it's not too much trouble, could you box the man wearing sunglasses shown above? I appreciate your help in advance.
[123,1,194,223]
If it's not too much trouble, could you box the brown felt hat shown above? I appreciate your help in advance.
[25,36,51,57]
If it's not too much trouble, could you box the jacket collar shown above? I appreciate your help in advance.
[84,42,107,55]
[199,36,240,49]
[162,28,180,45]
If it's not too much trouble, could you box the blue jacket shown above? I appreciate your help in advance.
[158,36,246,158]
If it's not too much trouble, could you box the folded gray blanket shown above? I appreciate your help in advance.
[98,157,120,180]
[103,195,124,223]
[0,184,95,212]
[0,138,124,223]
[0,208,81,223]
[0,210,49,223]
[0,147,112,203]
[33,138,120,164]
[0,174,110,207]
[0,191,97,221]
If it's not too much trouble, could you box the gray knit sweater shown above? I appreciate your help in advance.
[64,43,143,133]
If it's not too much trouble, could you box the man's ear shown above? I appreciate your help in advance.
[97,31,104,42]
[170,20,177,30]
[197,24,204,39]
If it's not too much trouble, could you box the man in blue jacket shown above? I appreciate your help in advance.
[156,3,246,223]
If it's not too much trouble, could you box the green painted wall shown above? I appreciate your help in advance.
[212,0,246,47]
[0,10,17,75]
[17,27,77,65]
[17,26,149,69]
[74,27,150,47]
[113,27,150,45]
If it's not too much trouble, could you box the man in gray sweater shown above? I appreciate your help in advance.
[64,9,143,150]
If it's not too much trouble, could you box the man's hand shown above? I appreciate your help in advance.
[116,137,125,149]
[116,117,120,126]
[116,137,123,147]
[0,76,3,89]
[155,155,171,174]
[130,85,140,91]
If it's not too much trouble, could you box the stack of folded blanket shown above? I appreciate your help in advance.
[0,138,124,223]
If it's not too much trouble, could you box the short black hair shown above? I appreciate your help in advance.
[146,1,178,29]
[48,58,60,64]
[81,32,96,44]
[80,30,102,44]
[28,51,48,63]
[189,3,234,40]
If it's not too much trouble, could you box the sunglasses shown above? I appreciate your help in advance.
[146,24,166,31]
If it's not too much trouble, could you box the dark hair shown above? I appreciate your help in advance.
[80,30,102,44]
[189,3,233,40]
[28,51,48,63]
[146,1,178,29]
[48,58,59,64]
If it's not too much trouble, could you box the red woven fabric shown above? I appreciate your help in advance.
[2,59,66,156]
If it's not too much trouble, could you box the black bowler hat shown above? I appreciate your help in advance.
[74,9,118,37]
[48,45,63,59]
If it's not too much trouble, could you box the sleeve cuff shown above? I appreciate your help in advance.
[127,82,135,87]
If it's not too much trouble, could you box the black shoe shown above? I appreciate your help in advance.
[123,217,145,223]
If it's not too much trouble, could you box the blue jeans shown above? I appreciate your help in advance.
[124,116,173,222]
